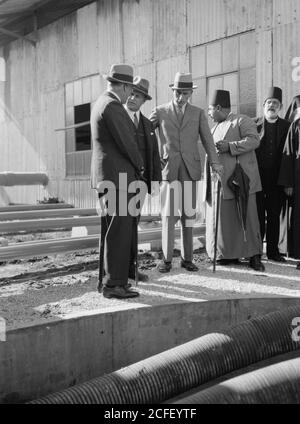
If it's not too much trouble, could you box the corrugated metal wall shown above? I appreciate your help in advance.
[1,0,300,207]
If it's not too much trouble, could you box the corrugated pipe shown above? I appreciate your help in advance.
[29,305,300,404]
[171,351,300,404]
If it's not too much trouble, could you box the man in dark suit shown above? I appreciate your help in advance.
[90,64,145,299]
[124,76,162,282]
[254,87,291,262]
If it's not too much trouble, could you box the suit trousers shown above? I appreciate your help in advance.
[99,190,137,287]
[256,171,285,257]
[160,161,197,262]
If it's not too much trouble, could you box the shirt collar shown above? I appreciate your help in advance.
[124,105,140,122]
[108,90,122,103]
[173,102,188,114]
[265,116,279,124]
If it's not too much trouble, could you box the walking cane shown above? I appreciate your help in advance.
[135,216,139,287]
[213,180,221,273]
[286,198,290,260]
[98,216,105,292]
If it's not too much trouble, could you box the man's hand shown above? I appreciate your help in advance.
[211,163,224,179]
[216,140,230,153]
[284,187,294,197]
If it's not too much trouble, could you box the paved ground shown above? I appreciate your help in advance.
[1,239,300,330]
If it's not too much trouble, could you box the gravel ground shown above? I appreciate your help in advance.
[1,235,300,330]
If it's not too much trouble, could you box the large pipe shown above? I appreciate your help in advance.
[29,305,300,404]
[171,351,300,404]
[0,172,48,187]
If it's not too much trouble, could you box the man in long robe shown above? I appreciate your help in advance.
[254,87,290,262]
[278,116,300,270]
[205,90,264,271]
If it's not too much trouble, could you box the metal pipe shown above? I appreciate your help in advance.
[171,351,300,404]
[29,305,300,404]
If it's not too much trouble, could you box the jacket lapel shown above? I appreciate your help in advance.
[221,116,233,140]
[140,114,152,153]
[168,102,180,128]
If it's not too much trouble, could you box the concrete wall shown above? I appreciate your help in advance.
[0,297,299,403]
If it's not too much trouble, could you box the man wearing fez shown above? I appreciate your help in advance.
[150,73,223,273]
[124,76,162,282]
[254,87,290,262]
[207,89,264,271]
[90,64,145,299]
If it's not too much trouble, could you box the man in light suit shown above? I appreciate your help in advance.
[206,89,264,271]
[150,73,223,273]
[90,64,145,299]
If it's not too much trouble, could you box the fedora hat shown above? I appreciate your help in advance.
[169,72,198,90]
[132,76,152,100]
[103,64,134,85]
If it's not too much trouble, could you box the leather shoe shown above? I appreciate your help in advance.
[181,260,199,272]
[128,270,149,282]
[157,260,172,273]
[268,254,286,263]
[103,285,139,299]
[249,255,265,272]
[98,282,132,293]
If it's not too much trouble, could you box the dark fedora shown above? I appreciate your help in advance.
[103,64,134,85]
[265,86,282,104]
[169,72,198,90]
[209,89,231,108]
[132,76,152,100]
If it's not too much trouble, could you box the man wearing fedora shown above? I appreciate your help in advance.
[206,89,264,271]
[150,72,222,273]
[90,64,145,299]
[254,87,290,262]
[124,76,162,281]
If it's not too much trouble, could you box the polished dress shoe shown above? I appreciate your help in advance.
[128,270,149,282]
[157,260,172,273]
[103,285,139,299]
[267,254,286,263]
[181,260,199,272]
[249,255,265,272]
[217,258,240,266]
[98,281,132,293]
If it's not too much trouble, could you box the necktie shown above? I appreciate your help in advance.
[133,113,139,128]
[177,107,183,124]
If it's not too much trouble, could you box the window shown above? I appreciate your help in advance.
[191,31,256,118]
[207,72,239,114]
[64,74,102,177]
[74,103,91,151]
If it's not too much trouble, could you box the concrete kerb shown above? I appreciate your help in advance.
[0,297,300,404]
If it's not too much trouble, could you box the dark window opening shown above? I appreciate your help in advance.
[74,103,91,151]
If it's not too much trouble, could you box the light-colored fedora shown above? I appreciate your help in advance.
[132,76,152,100]
[169,72,198,90]
[103,64,134,85]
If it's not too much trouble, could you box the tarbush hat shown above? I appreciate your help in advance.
[103,64,134,85]
[132,76,152,100]
[265,86,282,104]
[169,72,198,90]
[209,89,231,108]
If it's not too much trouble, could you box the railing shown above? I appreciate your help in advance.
[0,205,205,262]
